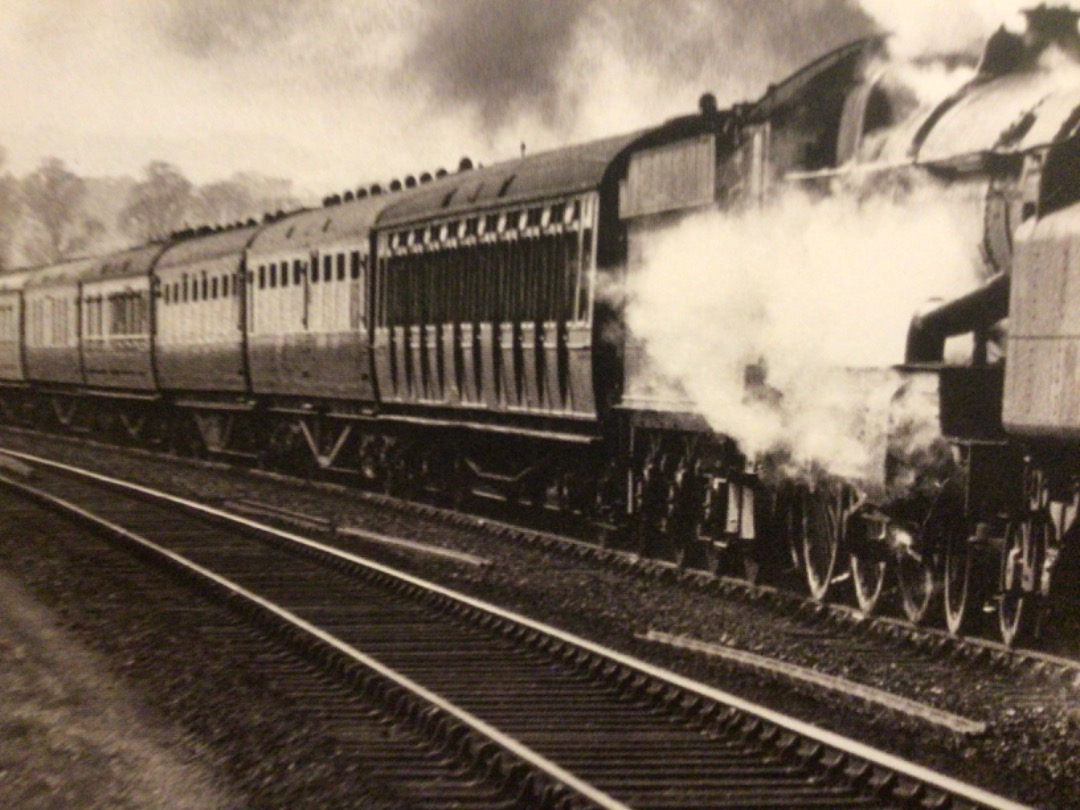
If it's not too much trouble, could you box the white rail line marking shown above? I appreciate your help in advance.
[641,629,989,736]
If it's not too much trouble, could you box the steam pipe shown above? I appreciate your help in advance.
[904,272,1009,363]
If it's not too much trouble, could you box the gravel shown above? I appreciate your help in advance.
[2,429,1078,809]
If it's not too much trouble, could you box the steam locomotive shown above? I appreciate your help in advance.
[2,6,1079,647]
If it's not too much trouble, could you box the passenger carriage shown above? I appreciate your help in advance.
[22,257,93,430]
[242,198,382,472]
[0,269,30,421]
[367,137,638,502]
[154,224,260,456]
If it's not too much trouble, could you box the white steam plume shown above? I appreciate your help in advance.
[858,0,1029,58]
[624,180,983,484]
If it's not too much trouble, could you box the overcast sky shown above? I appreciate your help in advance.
[0,1,1035,196]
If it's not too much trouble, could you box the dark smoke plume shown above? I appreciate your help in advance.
[153,0,877,136]
[609,0,877,97]
[410,0,876,131]
[410,0,591,130]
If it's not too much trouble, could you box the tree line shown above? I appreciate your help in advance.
[0,148,301,271]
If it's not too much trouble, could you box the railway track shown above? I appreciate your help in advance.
[0,448,1032,810]
[4,424,1079,689]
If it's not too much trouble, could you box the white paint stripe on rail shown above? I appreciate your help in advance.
[641,629,989,736]
[336,525,493,568]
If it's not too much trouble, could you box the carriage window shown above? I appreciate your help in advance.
[201,273,208,300]
[222,275,230,298]
[311,257,320,284]
[258,265,266,289]
[337,252,346,281]
[280,261,289,287]
[163,285,171,305]
[269,263,278,289]
[323,254,333,282]
[350,251,361,279]
[210,277,218,299]
[294,260,304,285]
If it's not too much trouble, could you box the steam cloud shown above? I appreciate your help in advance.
[624,180,983,484]
[857,0,1030,58]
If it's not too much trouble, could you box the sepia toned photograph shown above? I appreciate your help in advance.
[0,1,1077,807]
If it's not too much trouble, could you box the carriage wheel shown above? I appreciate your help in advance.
[998,516,1049,647]
[801,481,850,602]
[850,553,887,615]
[739,541,763,584]
[673,534,703,570]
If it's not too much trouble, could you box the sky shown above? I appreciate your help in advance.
[0,1,1042,196]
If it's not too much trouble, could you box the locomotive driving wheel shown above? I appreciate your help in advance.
[998,513,1051,647]
[850,550,887,615]
[800,478,853,602]
[943,524,985,636]
[846,501,886,614]
[998,467,1054,646]
[898,489,958,626]
[898,551,936,625]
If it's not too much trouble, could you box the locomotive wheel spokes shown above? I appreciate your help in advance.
[850,553,887,615]
[846,509,886,614]
[896,550,937,625]
[943,528,981,636]
[801,480,850,602]
[998,517,1048,647]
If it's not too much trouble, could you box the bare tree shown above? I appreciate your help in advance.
[20,157,85,263]
[120,161,194,242]
[0,147,21,270]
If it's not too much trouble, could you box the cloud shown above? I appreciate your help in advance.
[0,1,881,190]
